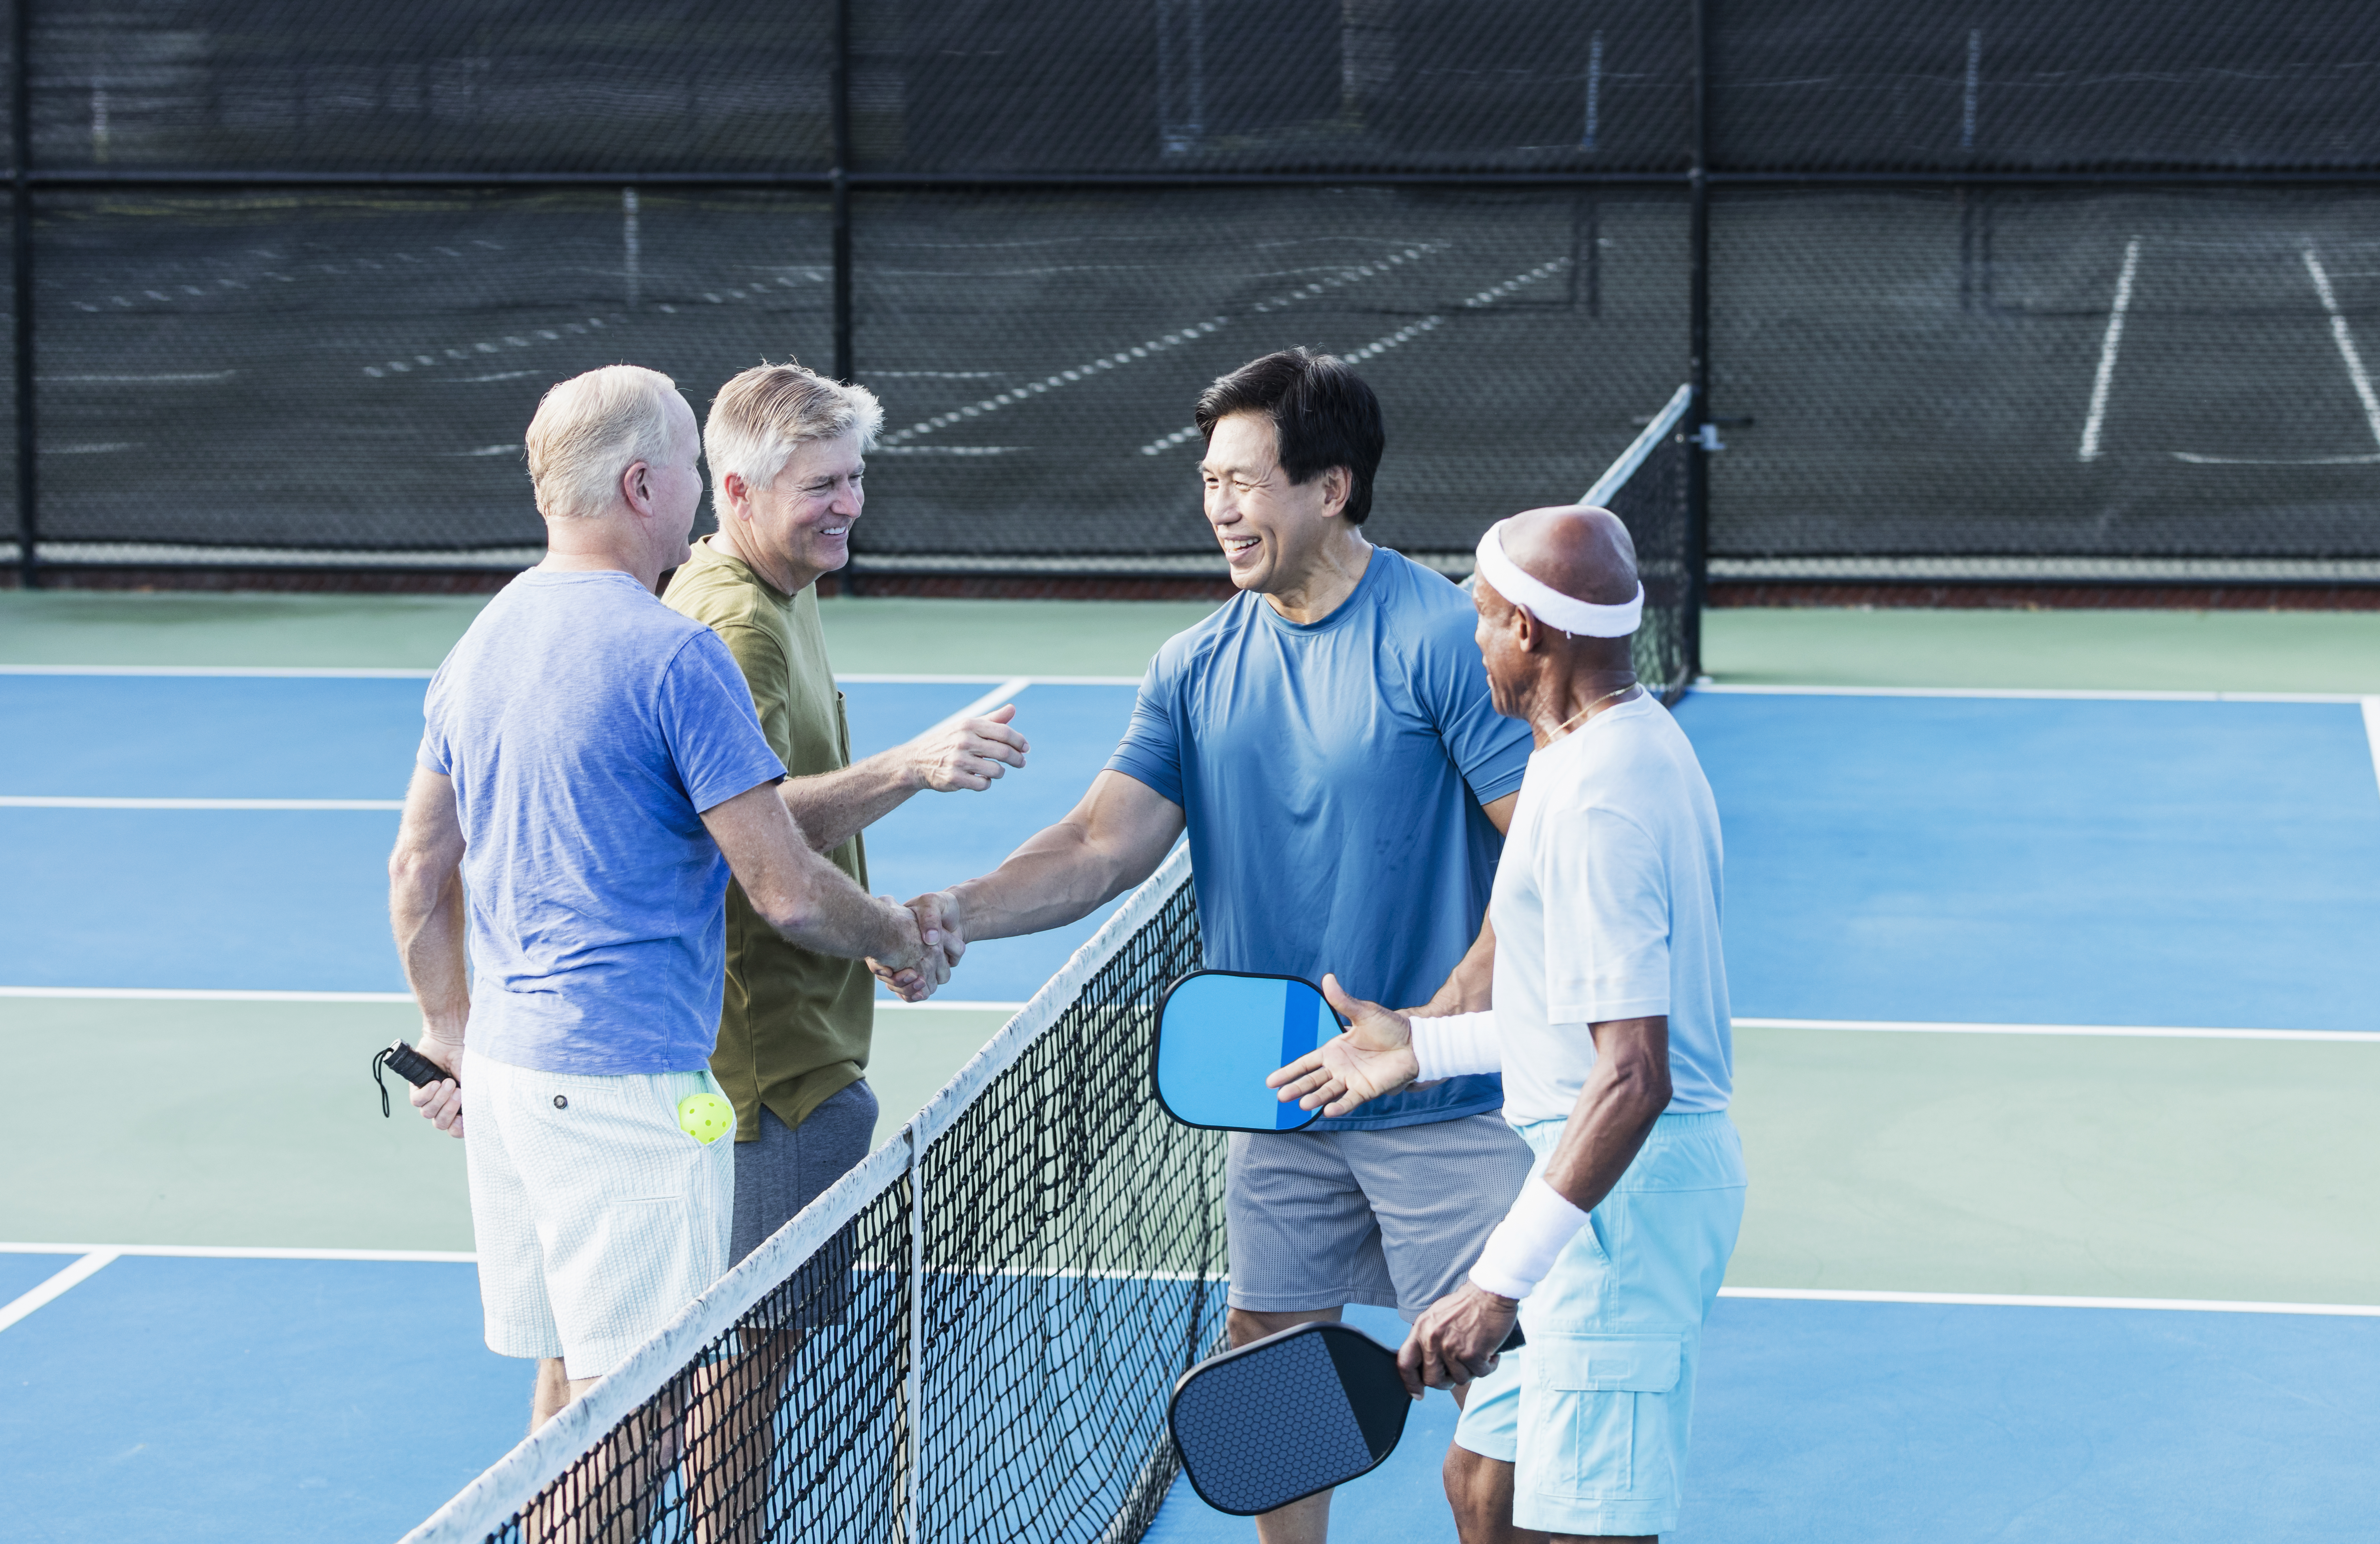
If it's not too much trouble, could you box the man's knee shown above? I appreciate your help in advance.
[1444,1443,1536,1544]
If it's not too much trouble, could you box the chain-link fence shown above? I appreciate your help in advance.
[10,2,2380,626]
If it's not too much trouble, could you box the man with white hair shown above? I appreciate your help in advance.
[1274,505,1744,1544]
[390,364,934,1437]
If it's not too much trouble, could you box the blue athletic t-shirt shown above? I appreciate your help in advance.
[1107,548,1534,1130]
[418,568,789,1076]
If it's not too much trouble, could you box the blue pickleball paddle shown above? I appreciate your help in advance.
[1153,970,1345,1132]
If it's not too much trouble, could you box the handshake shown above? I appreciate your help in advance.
[867,889,968,1002]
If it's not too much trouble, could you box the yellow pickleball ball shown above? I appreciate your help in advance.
[677,1091,733,1145]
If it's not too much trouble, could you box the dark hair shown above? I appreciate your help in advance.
[1194,348,1385,525]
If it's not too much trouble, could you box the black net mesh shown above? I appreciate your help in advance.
[1598,411,1695,701]
[34,189,830,551]
[14,4,2380,588]
[851,186,1688,568]
[469,869,1222,1544]
[1707,186,2380,568]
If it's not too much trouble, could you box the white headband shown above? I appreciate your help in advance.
[1473,519,1644,637]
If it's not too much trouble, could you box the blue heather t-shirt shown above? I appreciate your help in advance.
[1107,548,1534,1130]
[418,569,789,1076]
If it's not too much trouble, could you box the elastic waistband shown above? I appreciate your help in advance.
[1513,1108,1732,1140]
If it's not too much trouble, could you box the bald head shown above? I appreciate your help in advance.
[1496,505,1639,609]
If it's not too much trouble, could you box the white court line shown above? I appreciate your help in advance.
[0,795,401,810]
[0,1241,473,1263]
[1718,1286,2380,1318]
[919,677,1032,738]
[2302,245,2380,449]
[0,1252,117,1333]
[0,986,414,1002]
[2078,235,2141,462]
[2364,698,2380,804]
[0,664,434,678]
[833,672,1144,687]
[1738,1017,2380,1044]
[1692,682,2367,704]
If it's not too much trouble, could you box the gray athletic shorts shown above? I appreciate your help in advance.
[732,1079,878,1330]
[1225,1112,1533,1320]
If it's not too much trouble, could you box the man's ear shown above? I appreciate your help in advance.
[720,471,746,515]
[1321,465,1352,518]
[620,460,653,517]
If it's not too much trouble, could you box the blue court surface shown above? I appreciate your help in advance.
[3,669,2378,1541]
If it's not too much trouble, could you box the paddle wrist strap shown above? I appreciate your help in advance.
[1410,1011,1501,1080]
[1468,1178,1591,1301]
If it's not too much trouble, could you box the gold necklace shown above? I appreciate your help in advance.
[1548,683,1639,741]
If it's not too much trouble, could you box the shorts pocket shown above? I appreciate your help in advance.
[1518,1333,1684,1504]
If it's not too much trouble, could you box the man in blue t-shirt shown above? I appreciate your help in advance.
[900,349,1536,1543]
[391,365,934,1440]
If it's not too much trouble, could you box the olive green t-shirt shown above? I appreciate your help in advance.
[664,536,874,1140]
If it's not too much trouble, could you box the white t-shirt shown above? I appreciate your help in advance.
[1489,692,1732,1124]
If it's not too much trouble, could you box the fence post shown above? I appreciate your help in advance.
[12,0,34,589]
[1683,0,1711,680]
[830,0,853,387]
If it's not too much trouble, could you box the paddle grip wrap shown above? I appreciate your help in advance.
[1467,1178,1591,1301]
[383,1039,454,1089]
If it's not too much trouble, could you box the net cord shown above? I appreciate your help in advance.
[1580,383,1692,508]
[397,839,1197,1544]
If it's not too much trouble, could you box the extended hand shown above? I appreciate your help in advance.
[908,706,1029,793]
[1265,973,1421,1117]
[409,1029,466,1140]
[866,899,941,1002]
[1397,1282,1518,1396]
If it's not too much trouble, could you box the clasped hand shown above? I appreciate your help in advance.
[1264,974,1424,1118]
[870,890,966,1001]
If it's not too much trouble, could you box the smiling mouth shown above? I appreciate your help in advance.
[1220,535,1260,560]
[819,525,850,538]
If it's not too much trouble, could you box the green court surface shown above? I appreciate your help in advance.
[5,586,2378,690]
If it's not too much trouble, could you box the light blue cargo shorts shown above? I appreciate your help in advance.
[1452,1109,1746,1538]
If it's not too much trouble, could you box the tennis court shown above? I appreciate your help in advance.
[2,593,2378,1542]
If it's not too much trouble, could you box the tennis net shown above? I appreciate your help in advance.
[403,842,1224,1544]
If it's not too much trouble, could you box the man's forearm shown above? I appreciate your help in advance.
[779,750,917,853]
[755,846,910,959]
[1414,917,1497,1015]
[946,827,1150,944]
[391,857,471,1042]
[1539,1018,1671,1214]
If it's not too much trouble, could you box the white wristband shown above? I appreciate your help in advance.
[1467,1178,1591,1301]
[1410,1010,1501,1081]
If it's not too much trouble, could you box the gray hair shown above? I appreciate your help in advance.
[524,365,689,519]
[705,361,883,509]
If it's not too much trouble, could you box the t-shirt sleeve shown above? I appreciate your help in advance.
[656,628,792,814]
[1413,596,1533,805]
[1540,804,1671,1024]
[416,666,452,775]
[711,621,794,766]
[1103,654,1187,807]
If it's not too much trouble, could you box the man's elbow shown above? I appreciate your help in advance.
[387,843,453,893]
[1615,1057,1672,1120]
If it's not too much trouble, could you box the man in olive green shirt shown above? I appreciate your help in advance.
[666,361,1031,1274]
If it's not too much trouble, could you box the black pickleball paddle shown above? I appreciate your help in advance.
[1168,1319,1525,1515]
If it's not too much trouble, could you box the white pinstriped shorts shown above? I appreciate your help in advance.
[463,1049,737,1380]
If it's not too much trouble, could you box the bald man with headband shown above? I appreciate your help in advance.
[1274,506,1744,1544]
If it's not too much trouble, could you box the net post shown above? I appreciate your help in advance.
[11,0,34,591]
[1683,0,1712,682]
[902,1118,924,1544]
